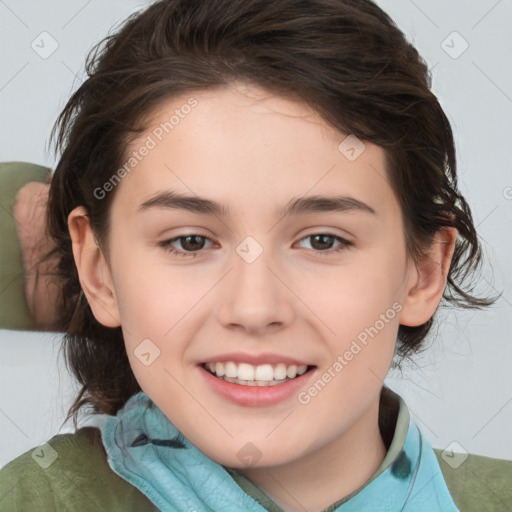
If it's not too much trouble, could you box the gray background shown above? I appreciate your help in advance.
[1,0,511,468]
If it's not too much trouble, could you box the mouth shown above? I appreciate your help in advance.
[200,361,316,387]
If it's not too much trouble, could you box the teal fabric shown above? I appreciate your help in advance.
[2,390,511,511]
[224,387,412,511]
[99,389,458,511]
[0,161,51,331]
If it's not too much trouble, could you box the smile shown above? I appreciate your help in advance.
[201,361,312,387]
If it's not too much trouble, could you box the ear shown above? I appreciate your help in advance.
[67,206,121,328]
[399,227,457,326]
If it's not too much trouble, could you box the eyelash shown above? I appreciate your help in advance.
[158,233,353,258]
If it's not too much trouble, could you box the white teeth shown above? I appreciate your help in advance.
[215,362,225,377]
[205,361,310,383]
[254,364,273,381]
[237,363,255,381]
[225,361,238,378]
[286,365,297,379]
[226,377,292,387]
[274,363,287,380]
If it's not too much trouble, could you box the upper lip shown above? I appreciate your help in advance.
[201,352,313,367]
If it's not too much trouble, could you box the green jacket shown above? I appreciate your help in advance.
[1,420,511,511]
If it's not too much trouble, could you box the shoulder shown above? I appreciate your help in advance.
[433,448,512,512]
[0,426,158,512]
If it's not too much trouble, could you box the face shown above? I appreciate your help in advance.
[91,82,419,469]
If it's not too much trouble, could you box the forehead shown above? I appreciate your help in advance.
[111,83,398,224]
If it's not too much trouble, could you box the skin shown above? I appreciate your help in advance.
[68,81,456,512]
[13,182,61,331]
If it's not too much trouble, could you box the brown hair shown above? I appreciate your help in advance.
[42,0,495,430]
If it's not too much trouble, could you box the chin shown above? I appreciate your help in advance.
[195,438,303,470]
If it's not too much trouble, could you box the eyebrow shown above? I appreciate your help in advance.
[138,190,376,217]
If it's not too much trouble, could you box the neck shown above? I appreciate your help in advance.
[239,395,387,512]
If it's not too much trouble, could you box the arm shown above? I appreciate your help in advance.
[0,162,61,332]
[13,181,61,331]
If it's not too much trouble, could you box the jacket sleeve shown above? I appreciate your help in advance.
[0,452,58,511]
[0,427,159,512]
[434,449,512,512]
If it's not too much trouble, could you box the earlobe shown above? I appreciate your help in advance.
[399,227,458,327]
[67,206,121,328]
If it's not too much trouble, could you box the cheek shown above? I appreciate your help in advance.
[111,251,196,336]
[293,253,403,392]
[299,251,405,333]
[110,254,216,389]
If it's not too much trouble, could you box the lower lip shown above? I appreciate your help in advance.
[198,365,316,407]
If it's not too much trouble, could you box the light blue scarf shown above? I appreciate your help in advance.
[99,391,459,511]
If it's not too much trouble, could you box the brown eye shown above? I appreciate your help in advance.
[159,235,213,258]
[296,233,353,255]
[177,235,207,251]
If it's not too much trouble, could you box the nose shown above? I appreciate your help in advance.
[215,244,296,336]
